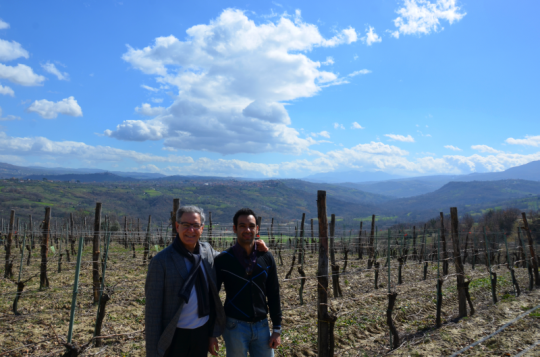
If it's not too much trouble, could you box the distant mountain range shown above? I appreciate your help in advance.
[0,162,165,180]
[339,160,540,198]
[24,172,138,183]
[1,160,540,201]
[303,170,404,183]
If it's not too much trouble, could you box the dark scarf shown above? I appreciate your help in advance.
[232,241,258,276]
[172,236,210,318]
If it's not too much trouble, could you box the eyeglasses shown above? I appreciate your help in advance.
[180,222,202,230]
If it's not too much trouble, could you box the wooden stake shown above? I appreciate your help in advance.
[316,191,337,357]
[522,212,540,286]
[92,203,102,303]
[40,207,51,289]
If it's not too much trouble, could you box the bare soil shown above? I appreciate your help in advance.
[1,243,539,356]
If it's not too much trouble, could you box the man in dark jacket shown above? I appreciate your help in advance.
[145,205,225,357]
[212,208,282,357]
[145,206,269,357]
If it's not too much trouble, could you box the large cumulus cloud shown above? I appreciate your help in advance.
[105,9,359,155]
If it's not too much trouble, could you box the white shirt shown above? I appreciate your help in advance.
[177,257,210,329]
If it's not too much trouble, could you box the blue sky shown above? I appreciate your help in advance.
[0,0,539,178]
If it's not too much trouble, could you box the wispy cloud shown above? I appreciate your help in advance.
[505,135,540,147]
[385,134,415,142]
[141,84,159,92]
[444,145,461,151]
[41,61,69,81]
[471,145,502,154]
[334,123,345,129]
[351,122,364,129]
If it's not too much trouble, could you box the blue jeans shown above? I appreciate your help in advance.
[222,317,274,357]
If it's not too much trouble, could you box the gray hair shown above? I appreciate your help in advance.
[176,205,205,225]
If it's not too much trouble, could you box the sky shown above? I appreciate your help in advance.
[0,0,539,178]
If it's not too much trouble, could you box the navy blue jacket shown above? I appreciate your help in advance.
[215,247,282,329]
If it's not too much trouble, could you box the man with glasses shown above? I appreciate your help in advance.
[145,205,268,357]
[211,208,282,357]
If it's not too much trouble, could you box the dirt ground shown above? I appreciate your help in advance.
[1,242,539,356]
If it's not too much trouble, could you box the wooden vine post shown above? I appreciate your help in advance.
[208,211,213,246]
[367,214,376,269]
[522,212,540,287]
[40,207,51,289]
[316,191,337,357]
[450,207,473,318]
[329,214,342,298]
[92,202,102,304]
[143,215,152,264]
[4,209,15,279]
[172,198,180,242]
[440,213,449,276]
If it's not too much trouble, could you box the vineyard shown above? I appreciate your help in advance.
[1,191,540,356]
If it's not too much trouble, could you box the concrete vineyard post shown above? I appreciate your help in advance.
[67,235,85,343]
[316,191,336,357]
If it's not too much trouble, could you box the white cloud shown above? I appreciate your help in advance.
[0,63,46,86]
[362,26,382,46]
[321,56,334,65]
[0,107,21,121]
[0,19,9,30]
[444,145,461,151]
[444,152,540,173]
[0,84,14,96]
[471,145,502,154]
[107,9,358,155]
[310,131,331,138]
[505,135,540,147]
[151,98,163,103]
[41,62,69,81]
[392,0,466,37]
[353,54,358,60]
[27,96,83,119]
[348,69,372,77]
[385,134,415,142]
[351,122,364,129]
[141,84,159,92]
[0,130,194,165]
[333,123,345,129]
[0,39,29,61]
[135,103,166,116]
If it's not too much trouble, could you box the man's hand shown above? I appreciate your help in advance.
[208,337,219,356]
[257,240,269,253]
[268,332,281,349]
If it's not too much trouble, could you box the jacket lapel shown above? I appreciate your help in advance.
[169,244,189,280]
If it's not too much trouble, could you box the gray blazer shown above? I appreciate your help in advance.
[145,242,225,357]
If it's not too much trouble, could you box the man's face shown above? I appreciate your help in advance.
[233,214,258,246]
[176,212,204,250]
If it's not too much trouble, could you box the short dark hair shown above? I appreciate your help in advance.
[233,208,258,227]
